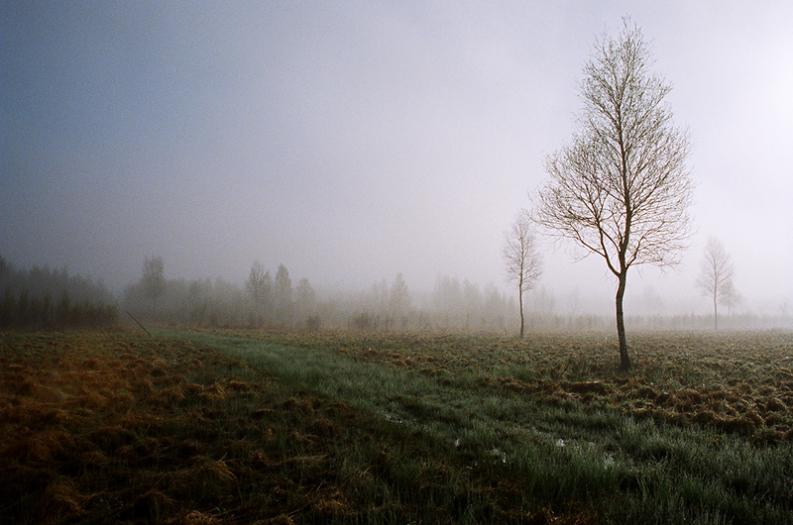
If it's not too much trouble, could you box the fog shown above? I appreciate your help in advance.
[2,1,792,320]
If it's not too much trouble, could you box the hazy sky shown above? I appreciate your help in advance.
[2,1,792,314]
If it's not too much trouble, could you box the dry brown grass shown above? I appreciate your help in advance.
[0,330,370,524]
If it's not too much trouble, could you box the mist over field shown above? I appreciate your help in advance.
[2,1,792,322]
[5,4,793,524]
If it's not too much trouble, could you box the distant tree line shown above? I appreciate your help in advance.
[122,258,523,332]
[5,252,785,333]
[123,256,790,333]
[427,275,515,332]
[0,255,117,328]
[123,260,319,329]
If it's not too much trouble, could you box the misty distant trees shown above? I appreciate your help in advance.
[348,273,517,332]
[122,259,712,335]
[389,273,411,327]
[535,22,692,371]
[503,210,542,338]
[697,238,736,330]
[10,247,777,334]
[274,264,293,324]
[244,262,317,326]
[244,262,313,327]
[430,276,514,331]
[125,259,319,328]
[0,255,117,328]
[141,256,165,313]
[348,274,411,330]
[295,278,317,323]
[246,261,272,323]
[720,281,741,316]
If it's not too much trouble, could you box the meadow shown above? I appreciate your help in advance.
[1,328,792,524]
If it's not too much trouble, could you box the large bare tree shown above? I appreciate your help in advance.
[535,23,692,370]
[697,237,734,330]
[503,209,542,338]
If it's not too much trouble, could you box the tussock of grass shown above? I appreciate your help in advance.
[42,478,87,522]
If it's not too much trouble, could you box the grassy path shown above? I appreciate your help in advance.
[171,330,793,525]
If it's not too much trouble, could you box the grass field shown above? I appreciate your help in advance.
[1,328,792,524]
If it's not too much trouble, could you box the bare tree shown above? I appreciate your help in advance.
[697,237,734,330]
[535,22,692,370]
[503,209,542,338]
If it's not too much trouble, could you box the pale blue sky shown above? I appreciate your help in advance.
[2,1,792,314]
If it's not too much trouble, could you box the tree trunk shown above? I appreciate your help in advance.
[615,273,630,371]
[713,290,718,331]
[518,287,525,339]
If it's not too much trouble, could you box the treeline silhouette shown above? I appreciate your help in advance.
[5,254,790,333]
[122,258,519,331]
[123,261,320,328]
[0,256,117,328]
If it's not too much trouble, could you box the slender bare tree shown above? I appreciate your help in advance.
[697,237,734,330]
[503,209,542,338]
[535,22,692,370]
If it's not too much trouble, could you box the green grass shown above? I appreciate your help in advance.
[167,329,793,524]
[2,328,792,524]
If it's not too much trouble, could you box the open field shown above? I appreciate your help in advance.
[237,330,793,443]
[1,329,792,524]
